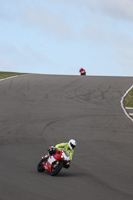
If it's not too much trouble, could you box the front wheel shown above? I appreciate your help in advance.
[37,159,45,172]
[50,160,63,176]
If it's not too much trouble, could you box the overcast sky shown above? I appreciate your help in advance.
[0,0,133,76]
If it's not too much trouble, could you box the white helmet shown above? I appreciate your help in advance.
[68,139,77,150]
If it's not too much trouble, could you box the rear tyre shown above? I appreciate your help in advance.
[81,72,86,75]
[37,159,45,172]
[50,161,63,176]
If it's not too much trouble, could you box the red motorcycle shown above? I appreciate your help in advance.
[79,68,86,75]
[37,148,70,176]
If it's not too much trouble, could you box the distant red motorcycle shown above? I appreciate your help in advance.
[37,148,70,176]
[79,68,86,75]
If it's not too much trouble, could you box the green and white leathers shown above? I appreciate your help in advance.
[55,139,77,160]
[55,143,74,160]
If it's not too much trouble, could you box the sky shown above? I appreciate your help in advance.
[0,0,133,76]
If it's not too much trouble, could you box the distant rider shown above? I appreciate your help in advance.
[42,139,77,168]
[79,67,86,75]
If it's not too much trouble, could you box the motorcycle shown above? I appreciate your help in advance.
[81,70,86,75]
[80,69,86,75]
[37,148,70,176]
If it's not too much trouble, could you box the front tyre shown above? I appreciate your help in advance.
[37,159,45,172]
[50,160,63,176]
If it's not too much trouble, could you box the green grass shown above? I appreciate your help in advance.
[0,71,27,80]
[124,88,133,107]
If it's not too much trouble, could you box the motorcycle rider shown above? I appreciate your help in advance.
[79,67,86,75]
[42,139,77,169]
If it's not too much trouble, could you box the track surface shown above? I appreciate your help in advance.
[0,74,133,200]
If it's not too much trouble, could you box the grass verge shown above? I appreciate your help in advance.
[0,71,27,80]
[124,88,133,107]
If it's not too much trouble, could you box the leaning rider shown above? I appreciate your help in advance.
[42,139,77,168]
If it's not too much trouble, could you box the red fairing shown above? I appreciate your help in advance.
[80,68,85,73]
[42,148,70,173]
[81,70,85,74]
[53,151,61,160]
[43,159,52,172]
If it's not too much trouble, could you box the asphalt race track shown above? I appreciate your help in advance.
[0,74,133,200]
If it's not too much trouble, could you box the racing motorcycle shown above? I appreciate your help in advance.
[79,68,86,75]
[37,148,70,176]
[81,69,86,75]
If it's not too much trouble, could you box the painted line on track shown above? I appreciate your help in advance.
[0,74,30,82]
[0,75,21,82]
[120,85,133,122]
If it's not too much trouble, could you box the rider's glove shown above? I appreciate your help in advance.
[42,155,48,159]
[48,146,55,152]
[48,146,56,156]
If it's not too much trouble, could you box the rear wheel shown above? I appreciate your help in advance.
[50,161,63,176]
[81,72,86,75]
[37,159,45,172]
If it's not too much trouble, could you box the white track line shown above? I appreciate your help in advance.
[0,75,21,82]
[120,85,133,122]
[0,74,30,82]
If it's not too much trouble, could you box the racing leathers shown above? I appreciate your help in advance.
[55,142,74,161]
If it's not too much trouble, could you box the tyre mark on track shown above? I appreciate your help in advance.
[40,115,92,136]
[72,85,123,106]
[41,119,63,135]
